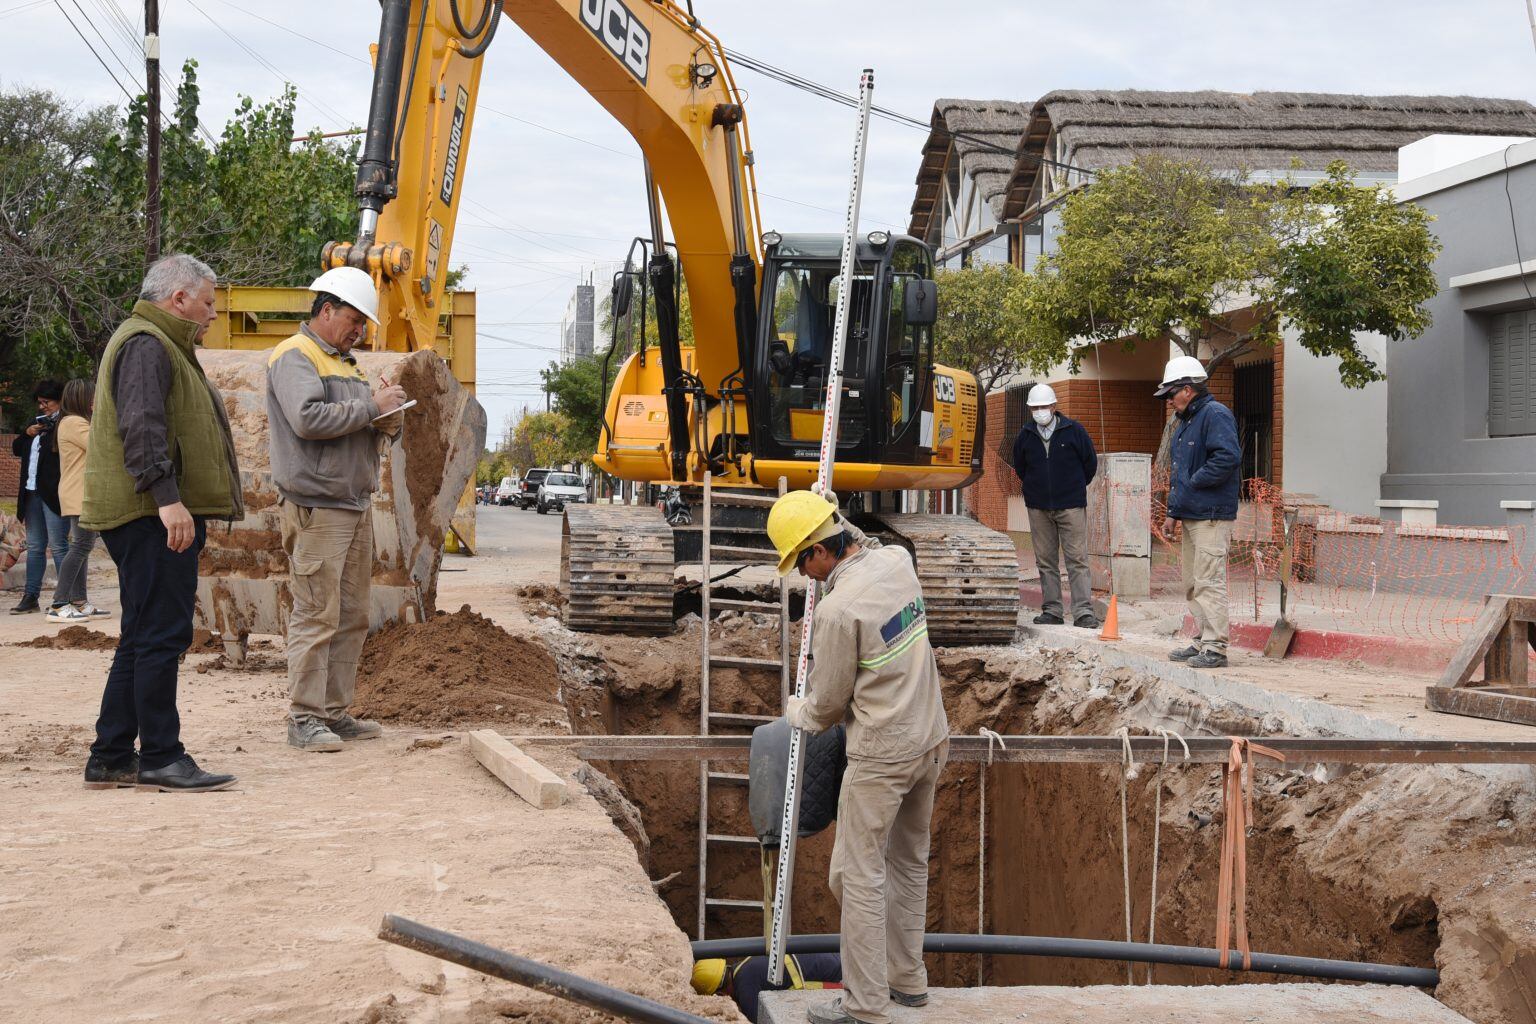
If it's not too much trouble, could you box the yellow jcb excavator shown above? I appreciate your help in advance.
[325,0,1019,642]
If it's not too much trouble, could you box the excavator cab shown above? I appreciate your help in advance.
[751,232,937,471]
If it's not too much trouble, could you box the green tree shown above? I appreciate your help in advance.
[1012,156,1441,386]
[475,448,512,487]
[510,410,583,469]
[0,64,360,427]
[933,263,1033,393]
[541,354,605,460]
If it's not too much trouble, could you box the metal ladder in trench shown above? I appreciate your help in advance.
[696,473,792,938]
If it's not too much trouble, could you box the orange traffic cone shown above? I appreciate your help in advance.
[1098,595,1120,641]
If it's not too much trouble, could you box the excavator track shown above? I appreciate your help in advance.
[875,513,1020,646]
[561,505,675,635]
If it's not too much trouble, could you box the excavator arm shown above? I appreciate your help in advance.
[325,0,761,398]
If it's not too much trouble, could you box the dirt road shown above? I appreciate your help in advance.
[0,506,729,1024]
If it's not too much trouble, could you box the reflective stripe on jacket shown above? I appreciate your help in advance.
[787,524,949,762]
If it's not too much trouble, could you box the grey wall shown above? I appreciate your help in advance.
[1382,158,1536,525]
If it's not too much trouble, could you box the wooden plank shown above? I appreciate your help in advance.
[1437,596,1512,688]
[1426,687,1536,728]
[1510,620,1530,687]
[468,730,568,810]
[1487,621,1515,684]
[1500,595,1536,624]
[507,733,1536,765]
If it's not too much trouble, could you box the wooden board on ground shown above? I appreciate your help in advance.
[469,729,568,809]
[1428,593,1536,727]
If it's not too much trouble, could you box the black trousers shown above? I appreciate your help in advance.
[90,515,206,770]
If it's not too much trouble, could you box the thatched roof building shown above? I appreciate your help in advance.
[909,89,1536,240]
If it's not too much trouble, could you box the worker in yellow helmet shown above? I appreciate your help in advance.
[766,490,949,1024]
[691,953,842,1020]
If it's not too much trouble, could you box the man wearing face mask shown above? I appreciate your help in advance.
[266,267,408,753]
[1011,384,1099,629]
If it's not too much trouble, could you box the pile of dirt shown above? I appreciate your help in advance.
[514,583,565,618]
[17,626,117,651]
[353,605,567,729]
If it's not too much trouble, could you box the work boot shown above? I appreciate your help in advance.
[807,998,866,1024]
[1032,612,1064,625]
[1168,644,1200,662]
[1187,649,1228,669]
[83,754,139,790]
[136,755,236,793]
[1074,614,1100,630]
[330,713,383,741]
[890,990,928,1007]
[10,594,39,614]
[288,716,344,753]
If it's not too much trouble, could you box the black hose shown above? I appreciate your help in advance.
[448,0,503,59]
[448,0,493,39]
[380,915,717,1024]
[688,933,1439,988]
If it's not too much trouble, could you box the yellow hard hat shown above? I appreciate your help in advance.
[767,491,841,577]
[691,958,727,995]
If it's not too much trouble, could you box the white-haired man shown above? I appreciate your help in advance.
[80,253,242,793]
[1011,383,1100,628]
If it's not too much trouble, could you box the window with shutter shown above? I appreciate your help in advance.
[1490,309,1535,437]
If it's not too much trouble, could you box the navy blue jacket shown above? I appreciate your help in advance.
[1167,391,1241,521]
[1011,414,1098,511]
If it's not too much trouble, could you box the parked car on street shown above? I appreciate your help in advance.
[496,476,520,506]
[517,467,553,509]
[536,472,587,514]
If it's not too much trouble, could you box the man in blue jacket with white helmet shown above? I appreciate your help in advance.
[1156,356,1241,669]
[1011,383,1099,628]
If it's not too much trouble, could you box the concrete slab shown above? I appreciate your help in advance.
[758,984,1471,1024]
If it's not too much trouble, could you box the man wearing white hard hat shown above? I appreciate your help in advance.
[1154,355,1241,669]
[266,266,409,752]
[1010,383,1100,628]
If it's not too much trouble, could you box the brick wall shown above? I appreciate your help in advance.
[1052,378,1164,455]
[0,434,18,500]
[963,377,1166,533]
[966,390,1013,532]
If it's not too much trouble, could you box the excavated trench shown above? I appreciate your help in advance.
[522,594,1536,1024]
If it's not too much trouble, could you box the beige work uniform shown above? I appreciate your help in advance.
[266,326,397,724]
[787,533,949,1024]
[1180,518,1232,654]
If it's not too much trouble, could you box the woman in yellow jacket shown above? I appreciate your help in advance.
[47,379,108,623]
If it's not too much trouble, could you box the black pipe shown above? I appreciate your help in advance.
[355,0,411,231]
[688,933,1439,989]
[380,915,717,1024]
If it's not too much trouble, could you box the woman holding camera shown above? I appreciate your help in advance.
[47,379,108,623]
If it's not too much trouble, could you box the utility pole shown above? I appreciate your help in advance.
[144,0,162,266]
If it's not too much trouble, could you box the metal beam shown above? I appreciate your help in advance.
[506,734,1536,766]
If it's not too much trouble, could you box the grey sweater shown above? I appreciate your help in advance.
[264,325,397,511]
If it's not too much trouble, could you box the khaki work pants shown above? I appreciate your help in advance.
[1027,506,1093,621]
[1180,518,1232,654]
[280,502,372,723]
[828,741,948,1024]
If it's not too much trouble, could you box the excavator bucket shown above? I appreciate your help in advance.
[193,348,486,658]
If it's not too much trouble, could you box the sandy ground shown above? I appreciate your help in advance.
[0,507,734,1024]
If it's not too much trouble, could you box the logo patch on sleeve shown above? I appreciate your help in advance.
[862,597,928,669]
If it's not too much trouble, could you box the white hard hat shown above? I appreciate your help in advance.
[309,266,380,325]
[1155,355,1208,398]
[1026,383,1057,407]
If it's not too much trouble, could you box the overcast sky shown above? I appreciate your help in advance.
[5,0,1536,442]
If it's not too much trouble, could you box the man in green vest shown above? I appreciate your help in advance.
[81,253,243,793]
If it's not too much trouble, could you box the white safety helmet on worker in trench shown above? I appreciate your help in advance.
[308,266,381,325]
[1026,383,1057,407]
[1154,355,1208,398]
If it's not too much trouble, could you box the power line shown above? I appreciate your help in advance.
[53,0,136,102]
[183,0,354,130]
[66,0,144,93]
[0,0,51,17]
